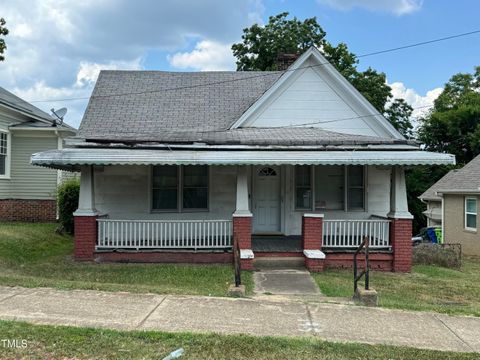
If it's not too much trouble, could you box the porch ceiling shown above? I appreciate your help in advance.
[31,148,455,170]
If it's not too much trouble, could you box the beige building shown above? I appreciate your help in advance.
[420,155,480,256]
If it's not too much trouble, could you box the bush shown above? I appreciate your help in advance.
[57,178,80,234]
[413,243,461,268]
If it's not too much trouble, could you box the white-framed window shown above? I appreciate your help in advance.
[294,165,365,211]
[465,197,477,230]
[152,165,209,212]
[0,130,10,178]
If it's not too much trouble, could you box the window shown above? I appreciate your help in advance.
[152,165,208,211]
[315,166,344,210]
[0,132,7,176]
[295,166,312,210]
[465,197,477,230]
[347,166,365,210]
[294,165,365,211]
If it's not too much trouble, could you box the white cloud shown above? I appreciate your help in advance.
[389,81,443,118]
[317,0,423,15]
[0,0,263,127]
[75,59,143,87]
[168,40,235,71]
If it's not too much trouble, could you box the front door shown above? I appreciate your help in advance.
[253,166,281,233]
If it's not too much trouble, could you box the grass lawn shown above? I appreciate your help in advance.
[313,259,480,316]
[0,321,477,360]
[0,222,253,297]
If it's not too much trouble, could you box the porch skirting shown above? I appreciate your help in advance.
[95,251,232,264]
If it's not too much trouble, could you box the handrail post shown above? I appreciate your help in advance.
[234,234,241,287]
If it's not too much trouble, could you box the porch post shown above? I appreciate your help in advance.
[388,166,413,272]
[73,165,98,261]
[302,214,326,272]
[233,166,254,270]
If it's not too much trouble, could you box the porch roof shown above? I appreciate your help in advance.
[32,148,455,170]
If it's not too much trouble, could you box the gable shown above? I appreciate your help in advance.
[232,47,403,139]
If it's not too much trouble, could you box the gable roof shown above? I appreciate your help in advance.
[78,70,283,140]
[420,154,480,200]
[229,47,403,140]
[0,86,53,122]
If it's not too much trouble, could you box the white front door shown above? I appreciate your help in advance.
[253,166,281,233]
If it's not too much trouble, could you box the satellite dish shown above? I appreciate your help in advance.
[50,107,68,126]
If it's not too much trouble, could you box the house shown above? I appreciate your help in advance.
[31,47,455,272]
[420,154,480,256]
[0,87,76,221]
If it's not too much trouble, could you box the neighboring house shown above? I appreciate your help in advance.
[0,87,76,221]
[32,47,454,272]
[420,155,480,256]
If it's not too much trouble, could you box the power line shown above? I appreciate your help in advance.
[20,28,479,105]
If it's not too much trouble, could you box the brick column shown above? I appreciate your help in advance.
[74,215,98,261]
[390,218,412,272]
[233,214,253,270]
[302,214,325,272]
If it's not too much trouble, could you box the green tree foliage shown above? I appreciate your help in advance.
[418,67,480,164]
[0,18,8,61]
[231,12,394,115]
[57,178,80,234]
[384,98,414,138]
[408,67,480,232]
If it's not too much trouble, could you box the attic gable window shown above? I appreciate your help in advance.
[0,131,8,176]
[152,165,208,212]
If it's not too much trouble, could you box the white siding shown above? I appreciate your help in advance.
[241,61,381,137]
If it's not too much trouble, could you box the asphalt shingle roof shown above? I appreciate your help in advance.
[420,154,480,200]
[77,70,409,146]
[0,86,53,121]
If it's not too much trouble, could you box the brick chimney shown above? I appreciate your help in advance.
[276,53,300,71]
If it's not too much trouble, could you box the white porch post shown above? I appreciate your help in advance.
[388,165,413,272]
[233,165,253,270]
[233,165,251,216]
[74,165,98,216]
[387,165,413,219]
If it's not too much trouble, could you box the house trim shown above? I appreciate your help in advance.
[464,196,477,232]
[0,129,11,179]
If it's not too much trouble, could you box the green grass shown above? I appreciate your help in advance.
[0,320,476,360]
[0,222,253,297]
[313,259,480,316]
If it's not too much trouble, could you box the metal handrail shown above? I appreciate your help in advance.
[233,234,241,287]
[353,236,370,292]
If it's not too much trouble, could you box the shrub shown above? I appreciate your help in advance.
[57,178,80,234]
[413,243,461,268]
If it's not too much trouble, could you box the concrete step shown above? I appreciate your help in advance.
[253,256,305,269]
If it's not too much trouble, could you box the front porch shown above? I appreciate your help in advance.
[72,162,413,272]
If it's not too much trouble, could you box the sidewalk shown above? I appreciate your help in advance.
[0,286,479,353]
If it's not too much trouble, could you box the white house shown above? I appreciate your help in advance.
[32,47,454,272]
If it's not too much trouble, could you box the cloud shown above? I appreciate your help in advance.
[389,81,443,118]
[75,59,143,87]
[0,0,263,127]
[317,0,423,15]
[168,40,236,71]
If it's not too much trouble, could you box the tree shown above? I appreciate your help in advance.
[0,18,8,61]
[231,12,394,114]
[384,98,414,138]
[418,67,480,164]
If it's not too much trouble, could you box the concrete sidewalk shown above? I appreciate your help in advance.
[0,286,479,353]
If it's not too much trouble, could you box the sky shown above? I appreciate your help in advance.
[1,0,479,128]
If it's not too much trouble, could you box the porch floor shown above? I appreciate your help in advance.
[252,235,302,253]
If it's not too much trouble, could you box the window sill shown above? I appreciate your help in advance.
[0,176,11,180]
[464,228,477,234]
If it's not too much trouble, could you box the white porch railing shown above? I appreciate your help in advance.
[96,219,233,250]
[323,219,391,249]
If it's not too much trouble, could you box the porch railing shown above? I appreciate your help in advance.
[323,219,391,249]
[96,219,233,251]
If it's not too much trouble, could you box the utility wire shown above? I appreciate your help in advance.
[20,28,480,104]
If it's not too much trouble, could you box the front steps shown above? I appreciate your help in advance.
[253,256,305,270]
